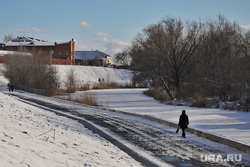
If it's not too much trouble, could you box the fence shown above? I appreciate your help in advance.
[14,85,45,96]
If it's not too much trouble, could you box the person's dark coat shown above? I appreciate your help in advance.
[178,111,189,129]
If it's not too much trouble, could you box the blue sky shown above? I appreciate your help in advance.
[1,0,250,56]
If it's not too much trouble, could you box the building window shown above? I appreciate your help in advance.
[59,50,61,55]
[65,51,68,55]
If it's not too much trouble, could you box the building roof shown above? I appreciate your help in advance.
[75,50,110,60]
[5,36,70,47]
[11,36,45,42]
[6,41,55,47]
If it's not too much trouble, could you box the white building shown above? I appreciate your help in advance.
[75,50,114,67]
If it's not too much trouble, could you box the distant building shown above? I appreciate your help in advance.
[75,50,114,67]
[5,36,75,65]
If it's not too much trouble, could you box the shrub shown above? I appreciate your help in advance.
[3,51,59,92]
[93,82,118,89]
[46,88,63,96]
[223,101,241,111]
[64,68,78,93]
[79,84,90,91]
[190,95,206,108]
[144,87,171,102]
[93,83,111,89]
[65,85,78,93]
[70,92,98,106]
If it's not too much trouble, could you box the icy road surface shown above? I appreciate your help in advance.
[8,92,250,167]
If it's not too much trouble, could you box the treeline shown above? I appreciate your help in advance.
[115,15,250,111]
[2,51,59,95]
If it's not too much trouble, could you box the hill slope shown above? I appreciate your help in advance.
[55,65,133,88]
[0,64,134,88]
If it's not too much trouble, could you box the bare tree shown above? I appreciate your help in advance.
[64,68,78,93]
[243,30,250,57]
[82,53,88,65]
[195,15,244,101]
[3,34,14,43]
[3,52,30,85]
[114,51,132,67]
[129,16,201,99]
[2,50,59,94]
[29,50,59,90]
[2,55,16,84]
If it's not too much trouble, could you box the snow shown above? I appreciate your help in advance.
[0,50,31,56]
[1,64,250,146]
[0,50,16,55]
[88,88,250,146]
[55,65,133,88]
[0,65,143,167]
[0,91,144,167]
[0,64,133,87]
[5,41,55,46]
[0,64,9,84]
[1,63,250,166]
[5,36,71,47]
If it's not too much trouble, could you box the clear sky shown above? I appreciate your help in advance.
[0,0,250,56]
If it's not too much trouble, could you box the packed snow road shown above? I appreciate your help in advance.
[7,92,250,167]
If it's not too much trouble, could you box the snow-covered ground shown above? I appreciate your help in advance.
[0,64,9,84]
[55,65,133,88]
[0,91,144,167]
[1,64,250,146]
[1,64,250,166]
[82,88,250,146]
[0,63,133,87]
[0,65,144,167]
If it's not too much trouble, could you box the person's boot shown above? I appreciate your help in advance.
[182,131,186,138]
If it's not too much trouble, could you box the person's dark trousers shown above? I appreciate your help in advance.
[181,128,186,138]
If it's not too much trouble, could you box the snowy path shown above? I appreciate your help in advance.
[6,91,250,167]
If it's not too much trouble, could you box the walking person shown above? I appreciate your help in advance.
[178,110,189,138]
[7,83,11,92]
[10,84,14,92]
[7,83,14,92]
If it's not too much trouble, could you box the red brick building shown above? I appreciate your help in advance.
[5,36,75,65]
